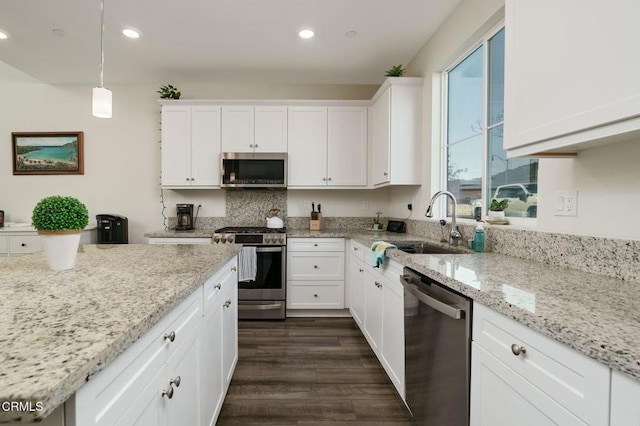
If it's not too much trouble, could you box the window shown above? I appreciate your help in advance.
[444,26,538,220]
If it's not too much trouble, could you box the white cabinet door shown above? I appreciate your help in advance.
[471,342,587,426]
[349,255,365,328]
[287,106,328,186]
[327,106,367,186]
[166,327,201,426]
[201,303,224,426]
[222,283,238,386]
[380,275,404,398]
[161,106,192,187]
[221,106,254,152]
[610,370,640,426]
[191,106,221,187]
[363,269,383,353]
[254,106,287,152]
[372,88,391,186]
[118,366,167,426]
[504,0,640,157]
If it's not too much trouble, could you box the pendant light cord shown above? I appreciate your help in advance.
[99,0,105,88]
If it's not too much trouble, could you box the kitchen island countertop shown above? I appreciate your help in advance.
[0,243,240,423]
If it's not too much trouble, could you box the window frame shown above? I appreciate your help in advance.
[440,21,537,227]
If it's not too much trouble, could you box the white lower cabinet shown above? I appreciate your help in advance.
[610,369,640,425]
[349,242,405,400]
[470,303,610,426]
[287,238,345,310]
[73,256,238,426]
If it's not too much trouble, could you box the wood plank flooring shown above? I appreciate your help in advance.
[216,317,416,425]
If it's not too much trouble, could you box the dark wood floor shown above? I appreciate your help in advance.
[216,317,416,425]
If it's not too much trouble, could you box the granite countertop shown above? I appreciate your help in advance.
[0,243,240,423]
[145,227,640,381]
[291,229,640,381]
[0,224,97,233]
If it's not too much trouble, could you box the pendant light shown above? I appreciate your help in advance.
[92,0,112,118]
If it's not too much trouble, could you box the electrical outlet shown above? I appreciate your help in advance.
[407,203,412,211]
[554,190,578,216]
[362,201,369,210]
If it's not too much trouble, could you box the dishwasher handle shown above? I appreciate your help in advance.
[401,275,464,320]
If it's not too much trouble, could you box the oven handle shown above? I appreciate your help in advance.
[238,303,283,310]
[254,247,283,253]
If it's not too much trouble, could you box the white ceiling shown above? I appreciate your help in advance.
[0,0,461,86]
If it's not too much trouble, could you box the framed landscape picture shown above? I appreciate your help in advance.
[12,131,84,175]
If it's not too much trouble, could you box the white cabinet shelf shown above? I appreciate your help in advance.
[504,0,640,157]
[161,105,221,188]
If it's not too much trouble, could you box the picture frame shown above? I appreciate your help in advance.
[12,131,84,175]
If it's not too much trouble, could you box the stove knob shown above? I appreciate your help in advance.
[227,236,234,243]
[276,237,283,244]
[221,236,227,243]
[213,236,220,244]
[265,237,272,244]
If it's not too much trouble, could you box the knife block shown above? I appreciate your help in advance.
[309,213,322,231]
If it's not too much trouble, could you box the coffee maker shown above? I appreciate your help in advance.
[175,204,194,231]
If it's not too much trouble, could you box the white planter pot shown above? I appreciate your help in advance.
[38,230,82,271]
[488,210,506,221]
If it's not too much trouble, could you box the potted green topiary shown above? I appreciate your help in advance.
[384,64,406,77]
[32,195,89,270]
[488,199,509,222]
[372,211,383,230]
[157,84,181,99]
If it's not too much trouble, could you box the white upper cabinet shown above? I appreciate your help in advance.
[161,105,221,188]
[288,105,367,188]
[504,0,640,157]
[288,106,328,186]
[370,77,422,186]
[221,106,287,153]
[328,106,367,186]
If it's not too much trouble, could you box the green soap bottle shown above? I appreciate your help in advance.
[474,223,485,253]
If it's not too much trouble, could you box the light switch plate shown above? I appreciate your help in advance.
[554,190,578,216]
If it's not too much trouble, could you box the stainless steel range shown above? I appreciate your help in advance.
[214,227,286,320]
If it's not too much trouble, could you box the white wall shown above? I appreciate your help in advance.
[0,61,378,242]
[390,0,640,241]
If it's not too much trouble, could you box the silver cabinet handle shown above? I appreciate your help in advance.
[353,247,358,251]
[383,172,388,176]
[328,177,332,181]
[314,294,318,298]
[511,344,526,356]
[21,243,26,247]
[170,376,181,387]
[231,266,237,272]
[254,144,258,148]
[314,265,318,269]
[249,144,254,148]
[162,386,174,399]
[314,243,318,247]
[374,281,382,288]
[359,268,364,273]
[215,283,222,290]
[164,331,176,342]
[186,177,190,181]
[224,299,232,308]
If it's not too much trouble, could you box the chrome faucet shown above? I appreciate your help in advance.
[425,190,462,246]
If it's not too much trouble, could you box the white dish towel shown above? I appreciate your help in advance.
[238,246,257,282]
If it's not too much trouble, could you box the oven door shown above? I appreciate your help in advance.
[238,246,285,301]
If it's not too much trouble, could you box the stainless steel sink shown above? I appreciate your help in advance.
[390,241,461,255]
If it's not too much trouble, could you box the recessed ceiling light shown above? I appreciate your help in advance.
[0,30,10,40]
[345,30,357,38]
[122,28,141,39]
[298,29,314,39]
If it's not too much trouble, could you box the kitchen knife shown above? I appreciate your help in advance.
[318,204,321,215]
[311,203,317,220]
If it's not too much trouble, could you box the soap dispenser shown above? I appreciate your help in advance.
[474,223,485,253]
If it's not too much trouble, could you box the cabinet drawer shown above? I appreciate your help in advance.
[473,303,610,426]
[9,235,42,254]
[287,238,344,252]
[163,289,202,359]
[349,240,367,262]
[287,252,345,280]
[203,258,237,315]
[287,282,344,309]
[0,236,7,254]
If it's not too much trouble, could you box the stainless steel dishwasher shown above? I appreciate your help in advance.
[400,267,472,426]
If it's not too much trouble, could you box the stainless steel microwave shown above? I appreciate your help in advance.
[220,152,287,188]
